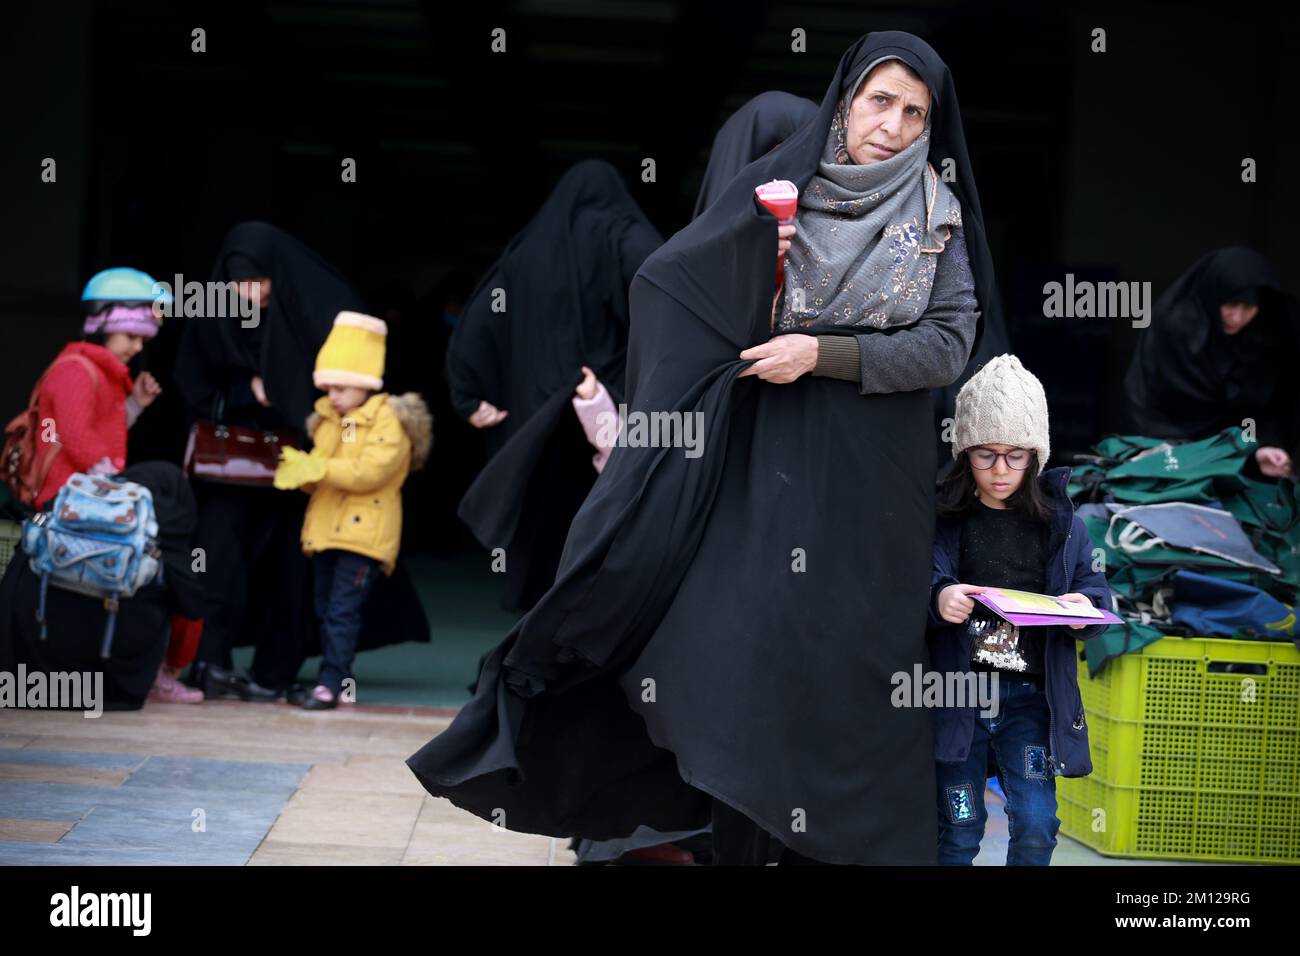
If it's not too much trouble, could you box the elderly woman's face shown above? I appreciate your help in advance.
[844,62,931,164]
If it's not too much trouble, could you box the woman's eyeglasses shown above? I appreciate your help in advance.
[968,447,1032,471]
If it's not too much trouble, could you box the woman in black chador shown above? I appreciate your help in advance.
[409,31,999,865]
[175,222,428,698]
[449,160,663,613]
[1123,247,1299,479]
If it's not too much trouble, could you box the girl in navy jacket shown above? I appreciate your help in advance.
[927,355,1113,865]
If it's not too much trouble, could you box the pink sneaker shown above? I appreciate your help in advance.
[149,665,204,704]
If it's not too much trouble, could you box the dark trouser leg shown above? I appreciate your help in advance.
[936,697,995,865]
[311,550,336,623]
[316,550,378,697]
[248,494,313,688]
[989,681,1059,866]
[192,487,264,667]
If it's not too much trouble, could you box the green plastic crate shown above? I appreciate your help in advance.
[1058,636,1300,863]
[0,519,21,578]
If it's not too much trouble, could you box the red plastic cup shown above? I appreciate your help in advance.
[755,179,799,287]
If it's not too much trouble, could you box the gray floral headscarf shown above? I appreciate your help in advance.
[777,56,962,332]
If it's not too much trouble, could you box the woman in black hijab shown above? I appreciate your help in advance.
[0,462,202,711]
[693,91,818,219]
[174,222,365,698]
[1124,247,1299,478]
[409,31,996,865]
[450,160,663,612]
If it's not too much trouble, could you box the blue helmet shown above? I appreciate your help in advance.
[81,267,174,309]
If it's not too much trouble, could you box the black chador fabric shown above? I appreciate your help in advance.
[932,271,1008,460]
[0,463,200,711]
[572,92,817,865]
[576,93,818,864]
[175,221,366,434]
[1124,247,1300,449]
[121,462,205,621]
[693,91,819,219]
[451,160,662,611]
[921,83,1008,460]
[408,31,995,865]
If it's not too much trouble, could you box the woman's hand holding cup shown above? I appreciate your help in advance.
[777,223,795,258]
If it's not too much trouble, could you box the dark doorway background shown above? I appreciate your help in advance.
[3,0,1297,524]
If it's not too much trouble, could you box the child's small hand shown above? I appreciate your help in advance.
[575,366,599,401]
[274,447,326,490]
[1056,592,1093,630]
[938,583,986,625]
[132,372,162,408]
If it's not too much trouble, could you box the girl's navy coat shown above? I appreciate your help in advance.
[927,466,1114,778]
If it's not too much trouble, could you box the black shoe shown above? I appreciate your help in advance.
[300,687,338,711]
[232,669,282,703]
[191,663,281,702]
[236,671,282,702]
[285,683,312,707]
[189,662,242,701]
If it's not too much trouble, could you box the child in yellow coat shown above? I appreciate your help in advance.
[274,311,431,709]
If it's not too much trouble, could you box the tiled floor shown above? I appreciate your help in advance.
[0,701,570,866]
[0,700,1195,865]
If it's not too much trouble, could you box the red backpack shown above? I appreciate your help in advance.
[2,353,100,509]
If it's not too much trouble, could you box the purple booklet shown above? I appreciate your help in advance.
[972,587,1123,628]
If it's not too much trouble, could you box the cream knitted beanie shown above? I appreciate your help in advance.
[951,354,1050,470]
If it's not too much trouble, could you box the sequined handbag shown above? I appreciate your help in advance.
[965,609,1029,672]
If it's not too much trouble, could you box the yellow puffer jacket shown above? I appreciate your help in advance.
[299,392,431,573]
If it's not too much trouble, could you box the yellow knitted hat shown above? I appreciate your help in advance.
[314,311,387,390]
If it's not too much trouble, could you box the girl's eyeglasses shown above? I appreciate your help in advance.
[968,447,1033,471]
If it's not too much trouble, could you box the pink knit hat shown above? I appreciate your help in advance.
[83,304,162,340]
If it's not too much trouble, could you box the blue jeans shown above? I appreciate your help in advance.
[311,549,378,695]
[935,678,1060,866]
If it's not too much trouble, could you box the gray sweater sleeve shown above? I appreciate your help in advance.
[812,226,980,394]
